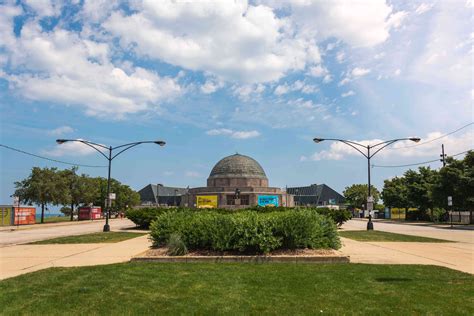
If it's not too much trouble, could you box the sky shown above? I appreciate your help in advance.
[0,0,473,206]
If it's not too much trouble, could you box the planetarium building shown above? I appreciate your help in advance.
[182,154,294,209]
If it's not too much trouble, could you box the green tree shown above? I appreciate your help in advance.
[404,167,436,215]
[343,184,380,209]
[92,177,140,215]
[59,168,99,221]
[432,151,474,211]
[381,176,409,209]
[14,167,66,223]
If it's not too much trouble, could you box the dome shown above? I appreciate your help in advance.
[209,154,267,179]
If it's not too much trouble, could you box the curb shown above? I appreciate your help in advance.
[131,253,350,264]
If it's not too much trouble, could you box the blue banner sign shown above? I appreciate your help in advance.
[258,195,279,207]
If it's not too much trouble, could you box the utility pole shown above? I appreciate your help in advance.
[440,144,447,167]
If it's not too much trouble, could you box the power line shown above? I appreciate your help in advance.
[387,122,473,149]
[0,144,107,168]
[372,150,472,168]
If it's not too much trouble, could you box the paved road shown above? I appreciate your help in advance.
[340,219,474,274]
[0,219,136,247]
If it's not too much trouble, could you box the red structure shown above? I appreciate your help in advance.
[78,207,102,220]
[13,207,36,225]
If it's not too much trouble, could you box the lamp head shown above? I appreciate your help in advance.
[409,137,421,143]
[154,141,166,146]
[313,138,324,143]
[56,139,67,144]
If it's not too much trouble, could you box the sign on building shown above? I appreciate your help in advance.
[258,195,279,207]
[196,195,218,208]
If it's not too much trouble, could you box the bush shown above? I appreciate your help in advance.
[125,207,171,228]
[167,233,188,256]
[150,209,341,254]
[128,206,351,229]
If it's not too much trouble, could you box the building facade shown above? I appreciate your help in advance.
[138,184,189,207]
[182,154,294,209]
[287,184,345,207]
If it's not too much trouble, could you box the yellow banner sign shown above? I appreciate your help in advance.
[196,195,218,208]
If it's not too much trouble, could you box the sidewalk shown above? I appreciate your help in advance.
[0,218,116,232]
[0,234,151,280]
[339,237,474,274]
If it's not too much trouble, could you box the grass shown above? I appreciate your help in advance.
[36,216,71,224]
[339,230,451,242]
[0,263,472,315]
[28,232,146,244]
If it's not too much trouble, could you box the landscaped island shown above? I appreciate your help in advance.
[127,207,351,256]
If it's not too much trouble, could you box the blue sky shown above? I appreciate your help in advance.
[0,0,472,205]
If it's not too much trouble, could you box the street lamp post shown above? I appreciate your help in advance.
[313,137,420,230]
[56,139,166,232]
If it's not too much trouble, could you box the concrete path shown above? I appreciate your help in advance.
[339,219,474,274]
[0,219,136,247]
[0,234,151,280]
[342,219,474,243]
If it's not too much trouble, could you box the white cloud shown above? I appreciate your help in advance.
[351,67,371,77]
[386,11,408,29]
[233,84,266,101]
[24,0,61,17]
[43,139,104,157]
[341,90,355,98]
[206,128,260,139]
[201,78,224,94]
[274,80,317,95]
[48,126,74,136]
[415,3,434,15]
[305,130,473,162]
[104,1,321,84]
[0,22,183,118]
[286,0,403,48]
[308,64,328,77]
[336,51,345,63]
[394,69,401,76]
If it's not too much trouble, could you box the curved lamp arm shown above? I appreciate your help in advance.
[56,139,109,159]
[112,140,165,160]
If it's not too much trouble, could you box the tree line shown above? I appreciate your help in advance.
[14,167,140,223]
[342,151,473,221]
[381,151,473,220]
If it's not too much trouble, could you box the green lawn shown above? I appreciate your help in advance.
[28,232,146,244]
[0,263,472,315]
[339,230,451,242]
[36,216,71,224]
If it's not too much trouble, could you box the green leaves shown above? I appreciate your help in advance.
[149,209,341,254]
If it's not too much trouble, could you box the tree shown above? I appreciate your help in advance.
[343,184,380,209]
[59,168,99,221]
[14,167,66,223]
[92,177,140,215]
[432,151,474,211]
[404,167,436,214]
[382,176,408,209]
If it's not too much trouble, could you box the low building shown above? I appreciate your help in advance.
[138,184,189,207]
[182,153,294,209]
[287,184,344,207]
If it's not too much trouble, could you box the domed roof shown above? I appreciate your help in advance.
[209,154,267,179]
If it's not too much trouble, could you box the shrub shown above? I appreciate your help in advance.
[125,207,171,228]
[167,233,188,256]
[150,209,341,254]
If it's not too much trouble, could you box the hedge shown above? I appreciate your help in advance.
[150,209,341,254]
[127,206,351,229]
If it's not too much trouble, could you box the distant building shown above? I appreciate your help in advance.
[138,184,189,207]
[287,184,345,207]
[182,153,294,209]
